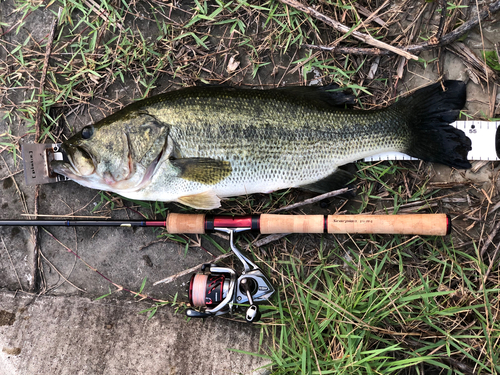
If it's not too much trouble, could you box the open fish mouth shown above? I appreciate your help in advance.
[51,139,161,192]
[51,144,96,179]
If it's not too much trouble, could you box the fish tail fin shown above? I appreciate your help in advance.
[399,80,471,169]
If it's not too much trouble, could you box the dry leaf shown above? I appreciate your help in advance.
[227,56,240,73]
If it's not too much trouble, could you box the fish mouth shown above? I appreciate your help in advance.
[50,135,165,192]
[51,144,96,179]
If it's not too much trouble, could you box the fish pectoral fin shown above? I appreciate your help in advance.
[300,169,356,194]
[178,191,221,210]
[172,158,232,185]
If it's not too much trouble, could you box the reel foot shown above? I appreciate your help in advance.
[185,309,213,318]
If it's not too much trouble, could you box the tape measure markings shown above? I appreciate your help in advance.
[364,121,500,162]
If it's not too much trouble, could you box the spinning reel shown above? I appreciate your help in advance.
[185,228,274,322]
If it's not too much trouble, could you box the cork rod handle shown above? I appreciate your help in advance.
[326,214,449,236]
[164,213,450,236]
[166,213,206,234]
[260,214,450,236]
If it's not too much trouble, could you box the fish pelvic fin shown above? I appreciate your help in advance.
[178,190,221,210]
[399,80,471,169]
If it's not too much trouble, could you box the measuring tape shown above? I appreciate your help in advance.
[364,121,500,162]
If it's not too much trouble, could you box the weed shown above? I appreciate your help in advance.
[256,235,500,374]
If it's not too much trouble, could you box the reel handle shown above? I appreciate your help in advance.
[240,278,261,323]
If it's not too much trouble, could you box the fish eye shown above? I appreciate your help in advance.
[81,125,94,139]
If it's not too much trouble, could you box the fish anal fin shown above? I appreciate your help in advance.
[178,191,221,210]
[172,158,232,185]
[300,169,356,194]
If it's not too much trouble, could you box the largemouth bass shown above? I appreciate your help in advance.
[52,81,471,209]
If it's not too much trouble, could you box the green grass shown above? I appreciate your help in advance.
[354,161,440,215]
[255,235,500,374]
[2,0,373,143]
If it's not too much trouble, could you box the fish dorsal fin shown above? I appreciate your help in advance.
[300,169,356,194]
[171,158,231,185]
[274,84,356,108]
[184,84,356,108]
[178,190,221,209]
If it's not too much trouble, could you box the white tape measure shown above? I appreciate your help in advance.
[364,121,500,162]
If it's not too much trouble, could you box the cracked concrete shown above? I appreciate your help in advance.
[0,291,269,375]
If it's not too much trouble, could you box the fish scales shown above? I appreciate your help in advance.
[52,82,471,209]
[146,88,407,188]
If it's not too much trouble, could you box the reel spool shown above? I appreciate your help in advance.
[186,228,274,322]
[189,273,230,308]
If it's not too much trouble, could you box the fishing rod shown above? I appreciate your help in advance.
[1,212,451,235]
[0,213,451,322]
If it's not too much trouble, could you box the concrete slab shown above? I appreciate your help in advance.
[0,290,270,375]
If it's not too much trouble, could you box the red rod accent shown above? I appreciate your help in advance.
[213,215,253,228]
[145,221,167,227]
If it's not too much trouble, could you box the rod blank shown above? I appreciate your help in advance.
[0,220,149,227]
